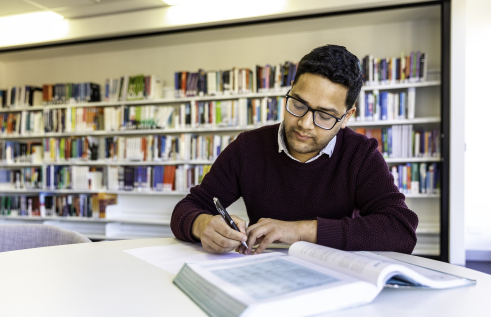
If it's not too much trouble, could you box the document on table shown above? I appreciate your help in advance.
[124,242,244,274]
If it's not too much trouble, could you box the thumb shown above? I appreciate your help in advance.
[231,215,247,234]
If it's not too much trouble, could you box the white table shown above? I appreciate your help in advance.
[0,238,489,317]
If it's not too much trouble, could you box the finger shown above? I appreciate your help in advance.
[246,224,272,255]
[231,215,247,234]
[254,232,278,255]
[204,236,235,253]
[213,218,247,242]
[210,230,242,251]
[245,221,266,236]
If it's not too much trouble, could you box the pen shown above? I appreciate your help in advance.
[213,197,248,249]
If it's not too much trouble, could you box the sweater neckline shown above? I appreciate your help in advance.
[276,126,344,170]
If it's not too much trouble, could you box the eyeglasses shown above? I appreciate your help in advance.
[285,90,347,130]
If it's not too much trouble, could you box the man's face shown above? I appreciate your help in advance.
[284,73,356,162]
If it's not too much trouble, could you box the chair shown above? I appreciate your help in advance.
[0,224,92,252]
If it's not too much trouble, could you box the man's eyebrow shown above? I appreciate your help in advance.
[291,92,341,116]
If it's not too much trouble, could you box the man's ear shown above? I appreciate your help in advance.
[291,80,293,86]
[341,107,357,129]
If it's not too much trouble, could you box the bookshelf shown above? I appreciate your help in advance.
[0,3,449,260]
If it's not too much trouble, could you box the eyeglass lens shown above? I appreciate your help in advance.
[286,98,337,129]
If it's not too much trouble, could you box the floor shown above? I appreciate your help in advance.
[465,261,491,274]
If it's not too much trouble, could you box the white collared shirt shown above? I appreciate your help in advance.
[277,121,336,163]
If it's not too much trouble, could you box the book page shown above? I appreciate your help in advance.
[187,252,373,306]
[288,241,393,286]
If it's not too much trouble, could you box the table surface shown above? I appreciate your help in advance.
[0,238,489,317]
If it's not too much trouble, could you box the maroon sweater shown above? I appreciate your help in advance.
[171,124,418,254]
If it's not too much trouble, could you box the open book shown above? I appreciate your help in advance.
[173,241,475,317]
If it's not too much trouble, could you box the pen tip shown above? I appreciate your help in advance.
[213,197,218,202]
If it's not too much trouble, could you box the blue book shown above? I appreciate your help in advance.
[398,165,403,191]
[381,92,388,120]
[388,127,393,157]
[399,92,406,119]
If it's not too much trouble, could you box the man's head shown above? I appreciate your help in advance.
[283,45,363,162]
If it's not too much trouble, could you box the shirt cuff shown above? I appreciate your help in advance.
[316,217,344,250]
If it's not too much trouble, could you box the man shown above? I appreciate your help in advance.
[171,44,418,255]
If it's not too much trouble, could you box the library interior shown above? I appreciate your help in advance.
[0,0,490,316]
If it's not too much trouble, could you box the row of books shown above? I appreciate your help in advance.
[0,86,43,108]
[45,166,104,190]
[49,134,235,162]
[42,83,101,105]
[255,62,298,92]
[356,88,416,121]
[105,75,163,102]
[361,52,427,85]
[0,193,117,219]
[0,141,43,164]
[1,97,286,136]
[43,107,104,133]
[174,69,253,98]
[107,164,212,192]
[391,163,439,194]
[43,137,97,163]
[355,125,440,158]
[0,168,42,189]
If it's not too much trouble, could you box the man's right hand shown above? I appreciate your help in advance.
[192,214,247,253]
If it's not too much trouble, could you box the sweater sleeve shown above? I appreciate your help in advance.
[316,138,419,254]
[170,134,244,242]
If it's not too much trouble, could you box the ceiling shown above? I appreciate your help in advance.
[0,0,169,19]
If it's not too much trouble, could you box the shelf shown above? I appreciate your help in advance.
[105,190,189,196]
[361,80,441,91]
[385,156,441,163]
[416,223,440,234]
[404,193,440,198]
[0,162,43,167]
[0,116,440,140]
[0,81,441,114]
[0,122,280,139]
[0,215,170,225]
[350,117,440,126]
[44,160,214,166]
[0,188,189,195]
[412,244,440,256]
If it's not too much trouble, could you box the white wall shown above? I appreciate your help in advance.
[464,0,491,260]
[0,0,431,50]
[1,9,441,90]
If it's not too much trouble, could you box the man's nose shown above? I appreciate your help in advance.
[297,111,315,130]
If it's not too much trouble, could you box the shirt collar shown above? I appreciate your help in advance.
[278,121,336,163]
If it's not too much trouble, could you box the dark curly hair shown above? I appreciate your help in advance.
[293,44,363,110]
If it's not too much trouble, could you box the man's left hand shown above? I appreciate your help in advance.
[237,218,317,255]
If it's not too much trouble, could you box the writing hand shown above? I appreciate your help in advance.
[192,214,247,253]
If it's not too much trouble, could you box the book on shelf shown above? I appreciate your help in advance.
[45,165,104,190]
[175,68,252,98]
[356,87,416,121]
[355,125,440,159]
[0,86,43,108]
[107,163,212,192]
[42,82,101,105]
[256,61,298,93]
[174,241,474,317]
[105,75,163,102]
[361,51,427,85]
[0,193,117,220]
[0,168,42,189]
[0,141,43,164]
[391,162,439,195]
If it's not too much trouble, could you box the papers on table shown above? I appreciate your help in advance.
[124,242,244,274]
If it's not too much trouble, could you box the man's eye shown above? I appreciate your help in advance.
[318,113,332,120]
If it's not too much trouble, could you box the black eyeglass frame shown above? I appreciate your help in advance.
[285,89,348,130]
